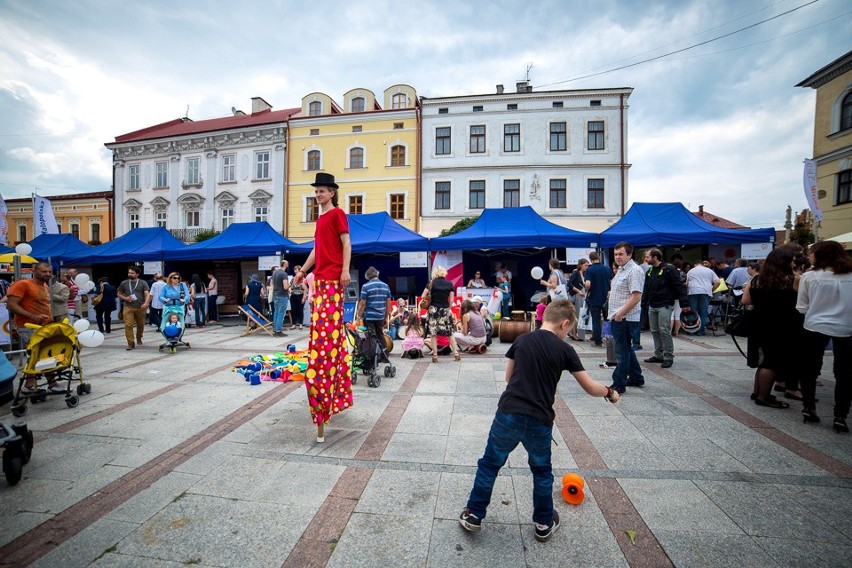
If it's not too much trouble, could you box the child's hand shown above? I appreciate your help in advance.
[606,389,619,403]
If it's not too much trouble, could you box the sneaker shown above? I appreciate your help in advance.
[126,345,135,350]
[644,356,663,363]
[137,338,143,345]
[609,384,626,394]
[273,331,285,337]
[632,344,643,351]
[49,384,67,393]
[459,508,481,532]
[534,511,560,542]
[661,360,673,368]
[20,385,38,395]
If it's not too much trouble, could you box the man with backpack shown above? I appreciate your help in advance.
[642,249,690,368]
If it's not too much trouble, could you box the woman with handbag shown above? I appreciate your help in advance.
[539,258,569,302]
[423,265,461,363]
[94,277,117,333]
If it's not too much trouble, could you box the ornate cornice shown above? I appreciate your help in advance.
[112,127,286,160]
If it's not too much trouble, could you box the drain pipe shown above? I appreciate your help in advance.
[620,93,626,216]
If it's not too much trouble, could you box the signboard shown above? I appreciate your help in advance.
[565,248,597,265]
[740,242,773,260]
[431,250,464,288]
[400,251,428,268]
[258,255,281,271]
[143,261,163,275]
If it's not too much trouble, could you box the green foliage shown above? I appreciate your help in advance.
[193,229,219,243]
[439,217,477,237]
[789,222,815,248]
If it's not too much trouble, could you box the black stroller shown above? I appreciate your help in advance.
[1,353,34,485]
[346,323,396,388]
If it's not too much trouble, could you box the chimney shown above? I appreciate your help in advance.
[251,97,272,114]
[698,205,704,215]
[496,84,504,94]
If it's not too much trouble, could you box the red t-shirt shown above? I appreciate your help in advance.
[314,207,349,281]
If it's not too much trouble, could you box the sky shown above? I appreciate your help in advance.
[0,0,849,230]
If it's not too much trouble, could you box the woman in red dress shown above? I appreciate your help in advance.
[293,173,353,443]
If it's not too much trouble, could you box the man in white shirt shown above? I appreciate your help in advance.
[608,242,646,393]
[686,262,720,336]
[149,273,166,327]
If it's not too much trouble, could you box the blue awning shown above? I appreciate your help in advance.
[165,222,301,260]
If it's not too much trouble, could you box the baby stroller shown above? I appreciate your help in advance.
[10,322,90,418]
[346,323,396,388]
[1,353,33,485]
[158,301,191,354]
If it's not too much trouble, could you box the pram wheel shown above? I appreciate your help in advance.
[368,373,381,388]
[352,372,358,385]
[3,444,24,486]
[65,396,79,408]
[11,404,27,418]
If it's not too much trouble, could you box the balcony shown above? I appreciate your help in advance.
[181,177,204,190]
[169,228,212,243]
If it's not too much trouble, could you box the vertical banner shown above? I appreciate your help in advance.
[0,193,7,247]
[430,250,464,288]
[803,159,823,222]
[33,193,60,235]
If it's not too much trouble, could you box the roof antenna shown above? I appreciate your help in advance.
[184,105,190,120]
[525,63,533,82]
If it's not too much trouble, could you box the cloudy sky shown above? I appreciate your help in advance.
[1,0,849,229]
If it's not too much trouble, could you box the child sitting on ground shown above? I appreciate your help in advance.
[163,313,182,339]
[401,312,429,359]
[459,300,619,543]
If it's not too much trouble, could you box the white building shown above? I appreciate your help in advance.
[420,82,632,237]
[106,98,299,240]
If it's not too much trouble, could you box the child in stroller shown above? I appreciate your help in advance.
[159,301,191,354]
[346,323,396,388]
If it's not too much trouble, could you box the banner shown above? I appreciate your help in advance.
[431,250,463,288]
[0,193,7,247]
[803,159,823,222]
[33,194,60,235]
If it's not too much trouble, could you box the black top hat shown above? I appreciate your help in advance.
[310,172,339,189]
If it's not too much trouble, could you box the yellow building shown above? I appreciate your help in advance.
[285,85,419,240]
[5,191,114,245]
[797,50,852,244]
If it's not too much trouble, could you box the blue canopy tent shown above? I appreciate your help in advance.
[28,233,92,263]
[290,211,429,254]
[598,202,775,247]
[428,206,597,251]
[63,227,188,264]
[165,222,301,261]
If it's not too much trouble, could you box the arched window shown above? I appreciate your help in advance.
[390,145,406,167]
[349,147,364,169]
[842,91,852,131]
[309,101,322,116]
[351,96,365,113]
[392,93,406,109]
[307,150,321,171]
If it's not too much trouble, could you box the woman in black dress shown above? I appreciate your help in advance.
[94,277,118,333]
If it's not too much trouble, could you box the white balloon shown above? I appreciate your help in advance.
[86,281,96,291]
[73,319,91,332]
[530,266,544,280]
[74,273,91,288]
[15,243,32,256]
[77,329,104,348]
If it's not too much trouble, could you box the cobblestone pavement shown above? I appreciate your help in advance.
[1,320,850,567]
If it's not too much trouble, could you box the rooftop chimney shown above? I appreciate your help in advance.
[698,205,704,215]
[496,84,504,94]
[516,81,532,93]
[251,97,272,114]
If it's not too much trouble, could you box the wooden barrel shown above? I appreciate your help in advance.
[384,332,394,353]
[510,310,527,322]
[500,319,532,343]
[491,318,501,337]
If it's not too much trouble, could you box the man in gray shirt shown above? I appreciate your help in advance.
[271,260,291,336]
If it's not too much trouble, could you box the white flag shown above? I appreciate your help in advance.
[0,193,7,246]
[803,159,823,222]
[33,194,60,235]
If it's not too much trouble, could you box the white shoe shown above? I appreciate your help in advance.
[316,436,324,443]
[49,384,67,393]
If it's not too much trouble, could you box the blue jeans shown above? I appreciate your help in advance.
[688,294,710,334]
[611,320,643,389]
[193,297,206,326]
[588,303,604,345]
[273,295,290,332]
[466,412,554,525]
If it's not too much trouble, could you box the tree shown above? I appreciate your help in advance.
[194,229,219,243]
[439,217,477,237]
[789,222,814,248]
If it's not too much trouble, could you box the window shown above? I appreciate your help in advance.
[842,92,852,131]
[503,123,520,152]
[221,207,234,229]
[392,93,406,109]
[389,194,405,219]
[588,121,605,150]
[507,103,517,110]
[549,179,567,208]
[393,122,403,129]
[588,179,605,208]
[470,125,486,153]
[186,158,199,185]
[156,211,167,228]
[254,205,268,222]
[129,165,140,190]
[306,197,319,222]
[348,195,363,215]
[473,105,483,112]
[18,225,26,242]
[838,169,851,204]
[438,108,448,114]
[185,210,200,227]
[156,162,168,188]
[435,182,451,210]
[71,223,79,239]
[349,147,364,169]
[129,213,139,230]
[552,101,564,108]
[469,180,485,209]
[548,122,568,152]
[390,145,406,166]
[91,223,100,242]
[309,101,321,116]
[255,151,270,179]
[436,127,451,155]
[590,100,601,107]
[310,128,319,136]
[503,179,520,208]
[307,150,321,171]
[222,154,235,182]
[352,125,362,132]
[351,96,365,113]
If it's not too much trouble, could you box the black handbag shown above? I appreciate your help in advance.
[725,308,753,338]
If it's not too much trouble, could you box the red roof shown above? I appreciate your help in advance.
[112,107,301,144]
[692,209,749,229]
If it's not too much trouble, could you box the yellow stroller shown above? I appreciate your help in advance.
[9,322,91,418]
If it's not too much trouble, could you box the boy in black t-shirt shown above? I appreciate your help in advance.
[459,300,619,542]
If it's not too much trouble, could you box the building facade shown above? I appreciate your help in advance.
[797,50,852,243]
[6,191,113,245]
[285,85,419,240]
[106,98,299,241]
[419,82,632,237]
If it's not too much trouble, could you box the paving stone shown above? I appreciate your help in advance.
[29,518,139,568]
[355,468,441,516]
[435,472,520,525]
[654,530,773,568]
[382,432,448,464]
[106,471,203,524]
[426,517,525,567]
[328,511,433,568]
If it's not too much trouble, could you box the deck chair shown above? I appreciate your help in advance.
[237,304,274,336]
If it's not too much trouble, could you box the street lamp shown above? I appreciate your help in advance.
[13,243,32,281]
